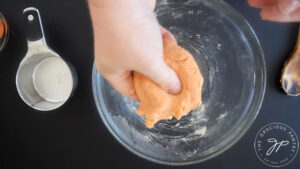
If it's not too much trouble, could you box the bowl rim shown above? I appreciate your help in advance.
[92,0,266,166]
[0,12,9,52]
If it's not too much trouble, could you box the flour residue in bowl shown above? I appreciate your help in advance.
[123,96,208,160]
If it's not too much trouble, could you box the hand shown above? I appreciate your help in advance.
[88,0,181,100]
[248,0,300,22]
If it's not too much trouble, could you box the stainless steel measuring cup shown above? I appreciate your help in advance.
[16,7,77,111]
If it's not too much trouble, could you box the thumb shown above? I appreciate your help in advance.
[137,60,182,94]
[136,26,181,94]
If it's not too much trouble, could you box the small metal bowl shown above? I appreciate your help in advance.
[0,12,8,52]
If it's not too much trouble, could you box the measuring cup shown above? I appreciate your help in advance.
[16,7,77,111]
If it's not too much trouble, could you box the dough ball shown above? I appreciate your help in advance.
[133,39,203,128]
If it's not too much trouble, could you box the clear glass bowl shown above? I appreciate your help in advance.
[92,0,266,165]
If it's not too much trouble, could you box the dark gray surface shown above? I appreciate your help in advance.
[0,0,299,169]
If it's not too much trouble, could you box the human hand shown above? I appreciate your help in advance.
[88,0,181,100]
[248,0,300,22]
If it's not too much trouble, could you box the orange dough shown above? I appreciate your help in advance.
[133,39,203,128]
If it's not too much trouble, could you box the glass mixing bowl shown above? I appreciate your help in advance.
[92,0,266,165]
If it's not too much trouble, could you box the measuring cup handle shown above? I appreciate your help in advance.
[23,7,45,42]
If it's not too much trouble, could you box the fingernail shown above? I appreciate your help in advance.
[163,31,177,44]
[168,80,181,94]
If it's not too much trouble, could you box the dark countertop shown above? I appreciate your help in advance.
[0,0,299,169]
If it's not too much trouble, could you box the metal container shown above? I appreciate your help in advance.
[0,12,8,51]
[16,7,77,111]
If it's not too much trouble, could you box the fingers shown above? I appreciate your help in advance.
[145,2,180,94]
[134,26,180,94]
[260,0,300,22]
[146,3,180,94]
[261,7,300,22]
[248,0,277,8]
[160,26,177,44]
[137,59,182,94]
[260,5,290,21]
[249,0,300,22]
[290,8,300,21]
[277,0,299,14]
[102,70,139,101]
